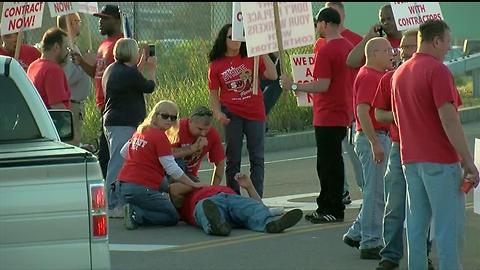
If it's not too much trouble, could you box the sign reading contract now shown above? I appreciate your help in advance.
[48,2,99,17]
[390,2,443,31]
[290,54,315,107]
[241,2,315,57]
[1,2,45,35]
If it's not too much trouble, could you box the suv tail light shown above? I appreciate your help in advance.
[89,183,108,238]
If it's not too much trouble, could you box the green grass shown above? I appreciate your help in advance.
[80,42,480,146]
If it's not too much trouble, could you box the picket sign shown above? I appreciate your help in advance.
[390,2,443,31]
[1,2,45,35]
[290,54,315,107]
[231,2,245,42]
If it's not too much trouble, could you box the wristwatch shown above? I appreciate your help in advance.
[291,83,298,91]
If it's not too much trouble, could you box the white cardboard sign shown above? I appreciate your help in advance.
[48,2,76,17]
[74,2,98,15]
[390,2,443,31]
[241,2,315,57]
[474,138,480,215]
[290,54,315,107]
[231,2,245,42]
[1,2,45,35]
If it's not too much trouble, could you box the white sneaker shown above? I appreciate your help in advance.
[109,206,124,218]
[268,207,285,216]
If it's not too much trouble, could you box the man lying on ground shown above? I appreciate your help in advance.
[169,172,303,236]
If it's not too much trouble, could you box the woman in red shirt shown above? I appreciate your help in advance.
[207,23,277,197]
[118,100,206,230]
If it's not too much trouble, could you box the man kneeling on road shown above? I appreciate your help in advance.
[169,173,303,236]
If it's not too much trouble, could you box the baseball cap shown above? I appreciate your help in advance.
[93,5,121,19]
[315,7,341,24]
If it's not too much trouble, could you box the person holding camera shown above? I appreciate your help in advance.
[101,37,157,217]
[346,4,402,69]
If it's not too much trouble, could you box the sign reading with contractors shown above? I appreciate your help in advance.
[391,2,443,31]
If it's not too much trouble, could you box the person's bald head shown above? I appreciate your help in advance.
[365,37,395,70]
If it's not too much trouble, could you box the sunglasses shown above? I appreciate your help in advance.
[159,113,178,121]
[226,35,232,39]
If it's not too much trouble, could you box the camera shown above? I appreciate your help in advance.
[148,44,155,57]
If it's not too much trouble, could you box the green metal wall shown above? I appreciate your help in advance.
[315,2,480,42]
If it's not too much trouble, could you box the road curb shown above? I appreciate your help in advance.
[259,105,480,154]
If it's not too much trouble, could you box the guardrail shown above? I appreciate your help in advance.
[445,52,480,97]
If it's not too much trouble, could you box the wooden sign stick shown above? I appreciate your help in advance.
[253,56,259,95]
[14,31,23,60]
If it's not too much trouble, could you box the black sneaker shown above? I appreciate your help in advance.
[375,260,399,270]
[308,212,344,224]
[360,246,383,260]
[342,191,352,205]
[265,209,303,233]
[342,234,360,249]
[202,199,231,236]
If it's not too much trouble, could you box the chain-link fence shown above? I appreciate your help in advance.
[14,2,325,145]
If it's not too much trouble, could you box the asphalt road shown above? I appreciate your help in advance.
[109,122,480,270]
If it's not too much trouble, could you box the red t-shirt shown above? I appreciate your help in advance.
[0,44,40,71]
[392,53,462,164]
[387,36,401,49]
[354,66,389,132]
[94,34,123,110]
[372,70,399,142]
[118,127,173,190]
[171,118,225,176]
[180,185,236,225]
[208,55,266,121]
[312,38,354,127]
[313,28,361,55]
[27,59,71,109]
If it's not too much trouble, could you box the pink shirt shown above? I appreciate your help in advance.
[354,66,389,132]
[27,59,71,109]
[392,53,462,164]
[312,38,354,127]
[208,55,266,121]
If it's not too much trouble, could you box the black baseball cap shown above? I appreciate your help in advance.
[315,7,341,24]
[94,5,121,19]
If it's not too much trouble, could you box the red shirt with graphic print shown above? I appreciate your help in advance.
[94,34,123,110]
[171,118,225,177]
[118,127,172,190]
[208,55,266,121]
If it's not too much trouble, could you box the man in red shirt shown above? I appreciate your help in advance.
[27,28,71,110]
[171,106,225,185]
[392,20,479,270]
[343,37,394,260]
[0,32,41,71]
[347,4,402,69]
[169,172,302,236]
[281,7,353,223]
[72,4,123,182]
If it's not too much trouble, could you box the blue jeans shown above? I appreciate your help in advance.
[222,107,265,197]
[342,123,364,193]
[104,125,136,210]
[261,78,282,115]
[403,162,464,270]
[194,193,274,234]
[119,182,178,226]
[381,143,433,264]
[345,132,390,249]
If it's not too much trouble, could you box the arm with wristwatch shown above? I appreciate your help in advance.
[279,74,331,93]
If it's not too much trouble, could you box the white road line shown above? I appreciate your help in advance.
[198,155,316,173]
[109,244,178,252]
[262,193,362,210]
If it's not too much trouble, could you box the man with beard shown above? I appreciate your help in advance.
[27,28,71,109]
